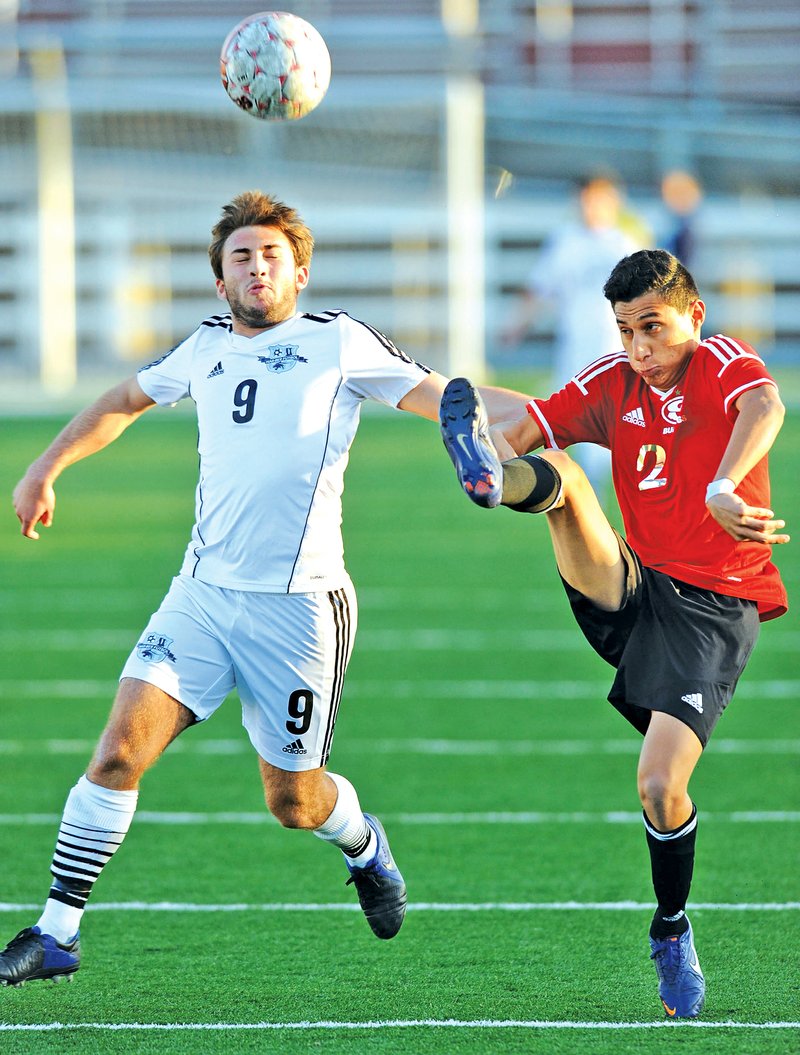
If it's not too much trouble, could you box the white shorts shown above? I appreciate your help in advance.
[119,575,357,771]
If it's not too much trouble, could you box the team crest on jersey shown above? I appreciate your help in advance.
[257,344,308,373]
[136,633,176,664]
[661,395,685,426]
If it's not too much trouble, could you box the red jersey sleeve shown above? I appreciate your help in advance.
[701,334,778,420]
[527,352,627,450]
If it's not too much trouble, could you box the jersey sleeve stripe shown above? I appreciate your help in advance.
[303,310,346,324]
[527,401,561,449]
[704,334,764,376]
[723,377,778,414]
[200,313,233,331]
[572,353,628,394]
[349,313,430,372]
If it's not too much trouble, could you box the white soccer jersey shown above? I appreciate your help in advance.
[137,309,430,592]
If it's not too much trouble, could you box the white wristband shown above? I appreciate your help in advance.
[705,478,736,503]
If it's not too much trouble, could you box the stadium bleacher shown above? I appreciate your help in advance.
[0,0,797,386]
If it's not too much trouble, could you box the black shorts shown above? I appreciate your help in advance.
[561,532,760,747]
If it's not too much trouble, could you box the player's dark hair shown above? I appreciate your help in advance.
[603,249,699,311]
[208,191,314,278]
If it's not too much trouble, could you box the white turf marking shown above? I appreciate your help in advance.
[0,1019,797,1033]
[0,736,798,757]
[1,900,797,914]
[1,810,799,826]
[1,678,800,702]
[0,626,796,653]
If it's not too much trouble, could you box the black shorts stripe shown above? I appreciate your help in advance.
[322,588,352,763]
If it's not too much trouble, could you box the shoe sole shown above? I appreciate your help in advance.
[440,377,502,508]
[1,971,77,988]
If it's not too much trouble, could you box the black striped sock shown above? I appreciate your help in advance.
[49,819,128,909]
[37,775,138,940]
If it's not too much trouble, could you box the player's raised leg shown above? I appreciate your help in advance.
[260,761,407,939]
[440,377,563,514]
[0,680,194,986]
[440,378,627,611]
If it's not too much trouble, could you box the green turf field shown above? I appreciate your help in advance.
[0,396,798,1054]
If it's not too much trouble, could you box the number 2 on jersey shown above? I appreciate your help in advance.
[232,379,258,423]
[636,443,667,490]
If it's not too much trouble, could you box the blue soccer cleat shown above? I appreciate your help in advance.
[0,926,81,987]
[440,377,502,508]
[345,814,407,939]
[649,921,705,1018]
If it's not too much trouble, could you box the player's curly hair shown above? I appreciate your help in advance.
[603,249,699,312]
[208,191,315,278]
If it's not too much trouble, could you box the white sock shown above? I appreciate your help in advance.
[37,775,138,943]
[312,772,376,866]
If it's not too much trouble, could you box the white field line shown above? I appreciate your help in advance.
[0,737,798,757]
[0,1019,798,1033]
[1,810,798,826]
[0,586,560,613]
[1,900,797,914]
[2,678,800,702]
[0,627,796,653]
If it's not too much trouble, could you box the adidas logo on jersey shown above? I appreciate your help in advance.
[207,361,224,378]
[681,692,703,714]
[282,738,307,756]
[622,406,646,427]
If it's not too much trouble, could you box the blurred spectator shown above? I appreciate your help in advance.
[659,169,703,268]
[499,174,647,499]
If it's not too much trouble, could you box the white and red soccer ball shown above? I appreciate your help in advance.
[220,11,331,121]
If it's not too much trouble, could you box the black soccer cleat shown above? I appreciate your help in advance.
[345,814,407,939]
[440,377,502,508]
[0,926,80,987]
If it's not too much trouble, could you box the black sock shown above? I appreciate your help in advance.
[501,455,562,513]
[644,806,697,939]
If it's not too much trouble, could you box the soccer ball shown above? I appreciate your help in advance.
[220,11,331,121]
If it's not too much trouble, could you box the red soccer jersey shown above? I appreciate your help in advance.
[527,334,788,621]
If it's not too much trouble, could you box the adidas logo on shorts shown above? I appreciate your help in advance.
[681,692,703,714]
[282,738,307,755]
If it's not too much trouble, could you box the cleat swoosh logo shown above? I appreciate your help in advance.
[662,1000,677,1017]
[455,433,478,459]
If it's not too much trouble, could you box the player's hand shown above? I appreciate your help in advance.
[12,472,56,540]
[706,492,790,545]
[489,424,518,462]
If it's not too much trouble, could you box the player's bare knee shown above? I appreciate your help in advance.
[545,450,586,488]
[86,740,142,788]
[637,770,687,824]
[265,793,318,830]
[536,449,591,507]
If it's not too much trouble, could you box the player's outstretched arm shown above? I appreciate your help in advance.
[705,384,789,546]
[398,372,532,424]
[13,376,155,540]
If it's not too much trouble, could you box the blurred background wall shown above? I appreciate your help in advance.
[0,0,798,404]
